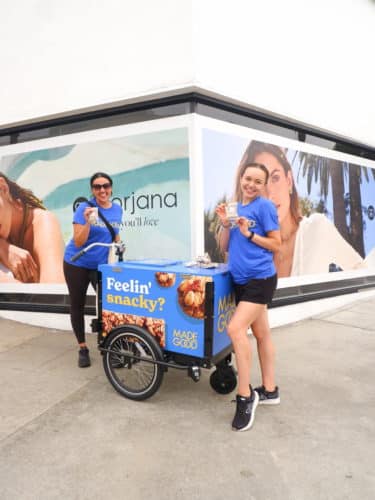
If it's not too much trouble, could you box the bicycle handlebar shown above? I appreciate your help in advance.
[71,249,85,262]
[71,242,126,262]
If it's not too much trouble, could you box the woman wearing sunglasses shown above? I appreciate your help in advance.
[63,172,123,368]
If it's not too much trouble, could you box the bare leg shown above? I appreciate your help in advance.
[227,301,264,397]
[251,306,276,391]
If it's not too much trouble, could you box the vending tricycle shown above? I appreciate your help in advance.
[75,243,237,400]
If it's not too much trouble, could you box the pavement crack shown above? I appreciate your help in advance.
[313,317,375,333]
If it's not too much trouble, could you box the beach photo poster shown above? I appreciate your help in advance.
[202,128,375,277]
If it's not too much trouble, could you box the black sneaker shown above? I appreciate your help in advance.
[231,389,259,432]
[254,385,280,405]
[78,347,91,368]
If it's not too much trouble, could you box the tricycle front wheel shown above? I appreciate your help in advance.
[103,325,164,401]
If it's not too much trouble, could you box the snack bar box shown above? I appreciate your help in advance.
[97,259,235,362]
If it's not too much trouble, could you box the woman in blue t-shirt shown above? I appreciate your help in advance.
[63,172,123,368]
[216,162,281,432]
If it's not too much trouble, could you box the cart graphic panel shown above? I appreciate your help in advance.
[99,261,233,359]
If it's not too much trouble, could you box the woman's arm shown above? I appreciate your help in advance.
[217,226,230,254]
[72,206,95,248]
[32,210,65,283]
[73,222,91,248]
[0,238,38,282]
[237,217,281,253]
[215,203,231,253]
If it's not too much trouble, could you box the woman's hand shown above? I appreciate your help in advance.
[237,217,281,252]
[84,207,97,223]
[237,216,251,236]
[2,243,38,282]
[215,203,231,253]
[215,203,230,227]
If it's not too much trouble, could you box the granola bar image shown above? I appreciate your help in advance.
[102,310,165,347]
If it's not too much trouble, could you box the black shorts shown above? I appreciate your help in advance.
[234,274,277,306]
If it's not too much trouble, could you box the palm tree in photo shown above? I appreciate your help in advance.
[297,152,350,242]
[348,164,365,256]
[329,159,349,241]
[296,151,374,257]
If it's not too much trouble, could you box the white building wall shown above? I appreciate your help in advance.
[1,0,375,147]
[0,0,195,125]
[193,0,375,148]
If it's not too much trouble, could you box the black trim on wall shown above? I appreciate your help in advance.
[270,276,375,308]
[1,92,375,161]
[1,275,374,315]
[0,293,96,316]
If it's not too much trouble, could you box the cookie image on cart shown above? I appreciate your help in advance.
[177,276,211,319]
[155,272,176,288]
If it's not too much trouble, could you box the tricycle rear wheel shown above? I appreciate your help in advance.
[103,325,164,401]
[210,365,237,394]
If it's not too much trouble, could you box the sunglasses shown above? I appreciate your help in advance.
[92,182,112,190]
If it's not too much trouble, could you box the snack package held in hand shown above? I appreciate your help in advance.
[88,207,98,224]
[225,202,238,220]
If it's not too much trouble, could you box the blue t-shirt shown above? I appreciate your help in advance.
[64,199,123,269]
[228,197,279,284]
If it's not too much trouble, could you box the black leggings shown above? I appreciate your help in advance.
[63,261,98,344]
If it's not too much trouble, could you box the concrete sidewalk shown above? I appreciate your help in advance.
[1,298,374,500]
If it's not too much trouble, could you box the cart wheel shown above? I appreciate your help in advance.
[210,365,237,394]
[103,325,164,401]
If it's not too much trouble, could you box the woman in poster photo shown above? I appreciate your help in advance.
[63,172,123,368]
[216,163,281,431]
[0,173,65,283]
[236,141,365,277]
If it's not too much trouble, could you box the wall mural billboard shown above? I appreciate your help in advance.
[1,119,374,294]
[203,128,375,279]
[0,127,190,285]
